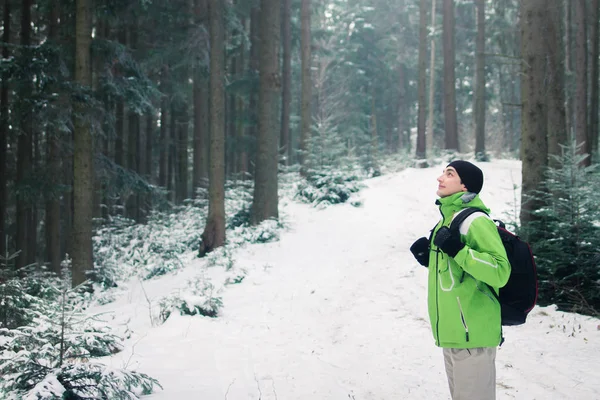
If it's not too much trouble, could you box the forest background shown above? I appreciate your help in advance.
[1,0,600,397]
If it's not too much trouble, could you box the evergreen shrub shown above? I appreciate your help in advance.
[525,144,600,316]
[0,272,161,399]
[295,167,363,208]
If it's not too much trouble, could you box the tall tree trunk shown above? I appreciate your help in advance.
[126,22,140,219]
[46,0,61,274]
[565,0,573,141]
[299,0,312,171]
[145,112,153,182]
[280,0,291,164]
[227,55,237,177]
[115,26,126,173]
[520,0,548,229]
[16,0,33,269]
[29,127,38,266]
[245,7,260,175]
[397,64,407,152]
[442,0,459,151]
[115,99,125,169]
[416,0,427,159]
[251,0,281,224]
[193,0,209,194]
[427,0,437,152]
[168,102,176,202]
[370,93,378,165]
[72,0,93,286]
[200,0,226,256]
[589,0,599,159]
[0,0,10,260]
[99,19,112,221]
[473,0,486,160]
[60,5,74,261]
[546,0,568,167]
[126,108,140,217]
[159,74,168,189]
[193,70,209,190]
[177,103,189,202]
[395,0,408,153]
[574,0,589,164]
[236,20,247,177]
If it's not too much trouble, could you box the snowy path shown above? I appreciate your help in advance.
[97,161,600,400]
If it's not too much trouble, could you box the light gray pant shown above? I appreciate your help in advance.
[443,347,496,400]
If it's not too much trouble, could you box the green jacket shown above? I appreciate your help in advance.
[428,192,510,348]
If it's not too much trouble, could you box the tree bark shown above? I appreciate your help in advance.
[574,0,588,164]
[299,0,312,171]
[115,26,126,173]
[16,0,33,269]
[397,64,407,152]
[564,0,573,142]
[72,0,93,286]
[159,72,169,189]
[427,0,437,153]
[280,0,292,164]
[200,0,226,256]
[236,19,247,177]
[589,0,599,159]
[193,70,209,191]
[192,0,209,194]
[251,0,280,224]
[145,112,154,183]
[0,0,10,260]
[46,0,61,274]
[416,0,427,159]
[168,102,176,202]
[126,108,140,217]
[177,102,189,202]
[126,21,141,219]
[442,0,459,151]
[546,1,568,166]
[473,0,486,160]
[227,54,237,176]
[520,0,548,228]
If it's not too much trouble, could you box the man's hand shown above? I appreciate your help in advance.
[433,227,465,258]
[410,237,430,267]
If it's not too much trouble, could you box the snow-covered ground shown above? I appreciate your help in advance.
[91,159,600,400]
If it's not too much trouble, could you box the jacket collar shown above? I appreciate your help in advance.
[435,191,489,218]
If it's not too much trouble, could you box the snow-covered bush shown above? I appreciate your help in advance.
[0,273,161,399]
[295,167,364,208]
[92,180,257,288]
[17,363,160,400]
[158,278,223,322]
[93,211,200,285]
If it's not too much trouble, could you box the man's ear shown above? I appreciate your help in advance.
[461,183,468,192]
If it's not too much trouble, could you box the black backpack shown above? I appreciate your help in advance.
[450,208,538,326]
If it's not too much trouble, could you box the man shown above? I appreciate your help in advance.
[410,160,511,400]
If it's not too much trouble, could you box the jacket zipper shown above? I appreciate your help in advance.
[434,205,445,346]
[456,296,470,342]
[435,250,440,346]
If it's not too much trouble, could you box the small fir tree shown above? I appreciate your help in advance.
[0,268,161,398]
[525,143,600,316]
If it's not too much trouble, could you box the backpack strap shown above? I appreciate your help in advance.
[449,207,489,233]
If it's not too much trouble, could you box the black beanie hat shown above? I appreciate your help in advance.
[447,160,484,194]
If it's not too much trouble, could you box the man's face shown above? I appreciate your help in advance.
[436,167,467,197]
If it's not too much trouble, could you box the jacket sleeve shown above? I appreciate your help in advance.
[452,215,511,288]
